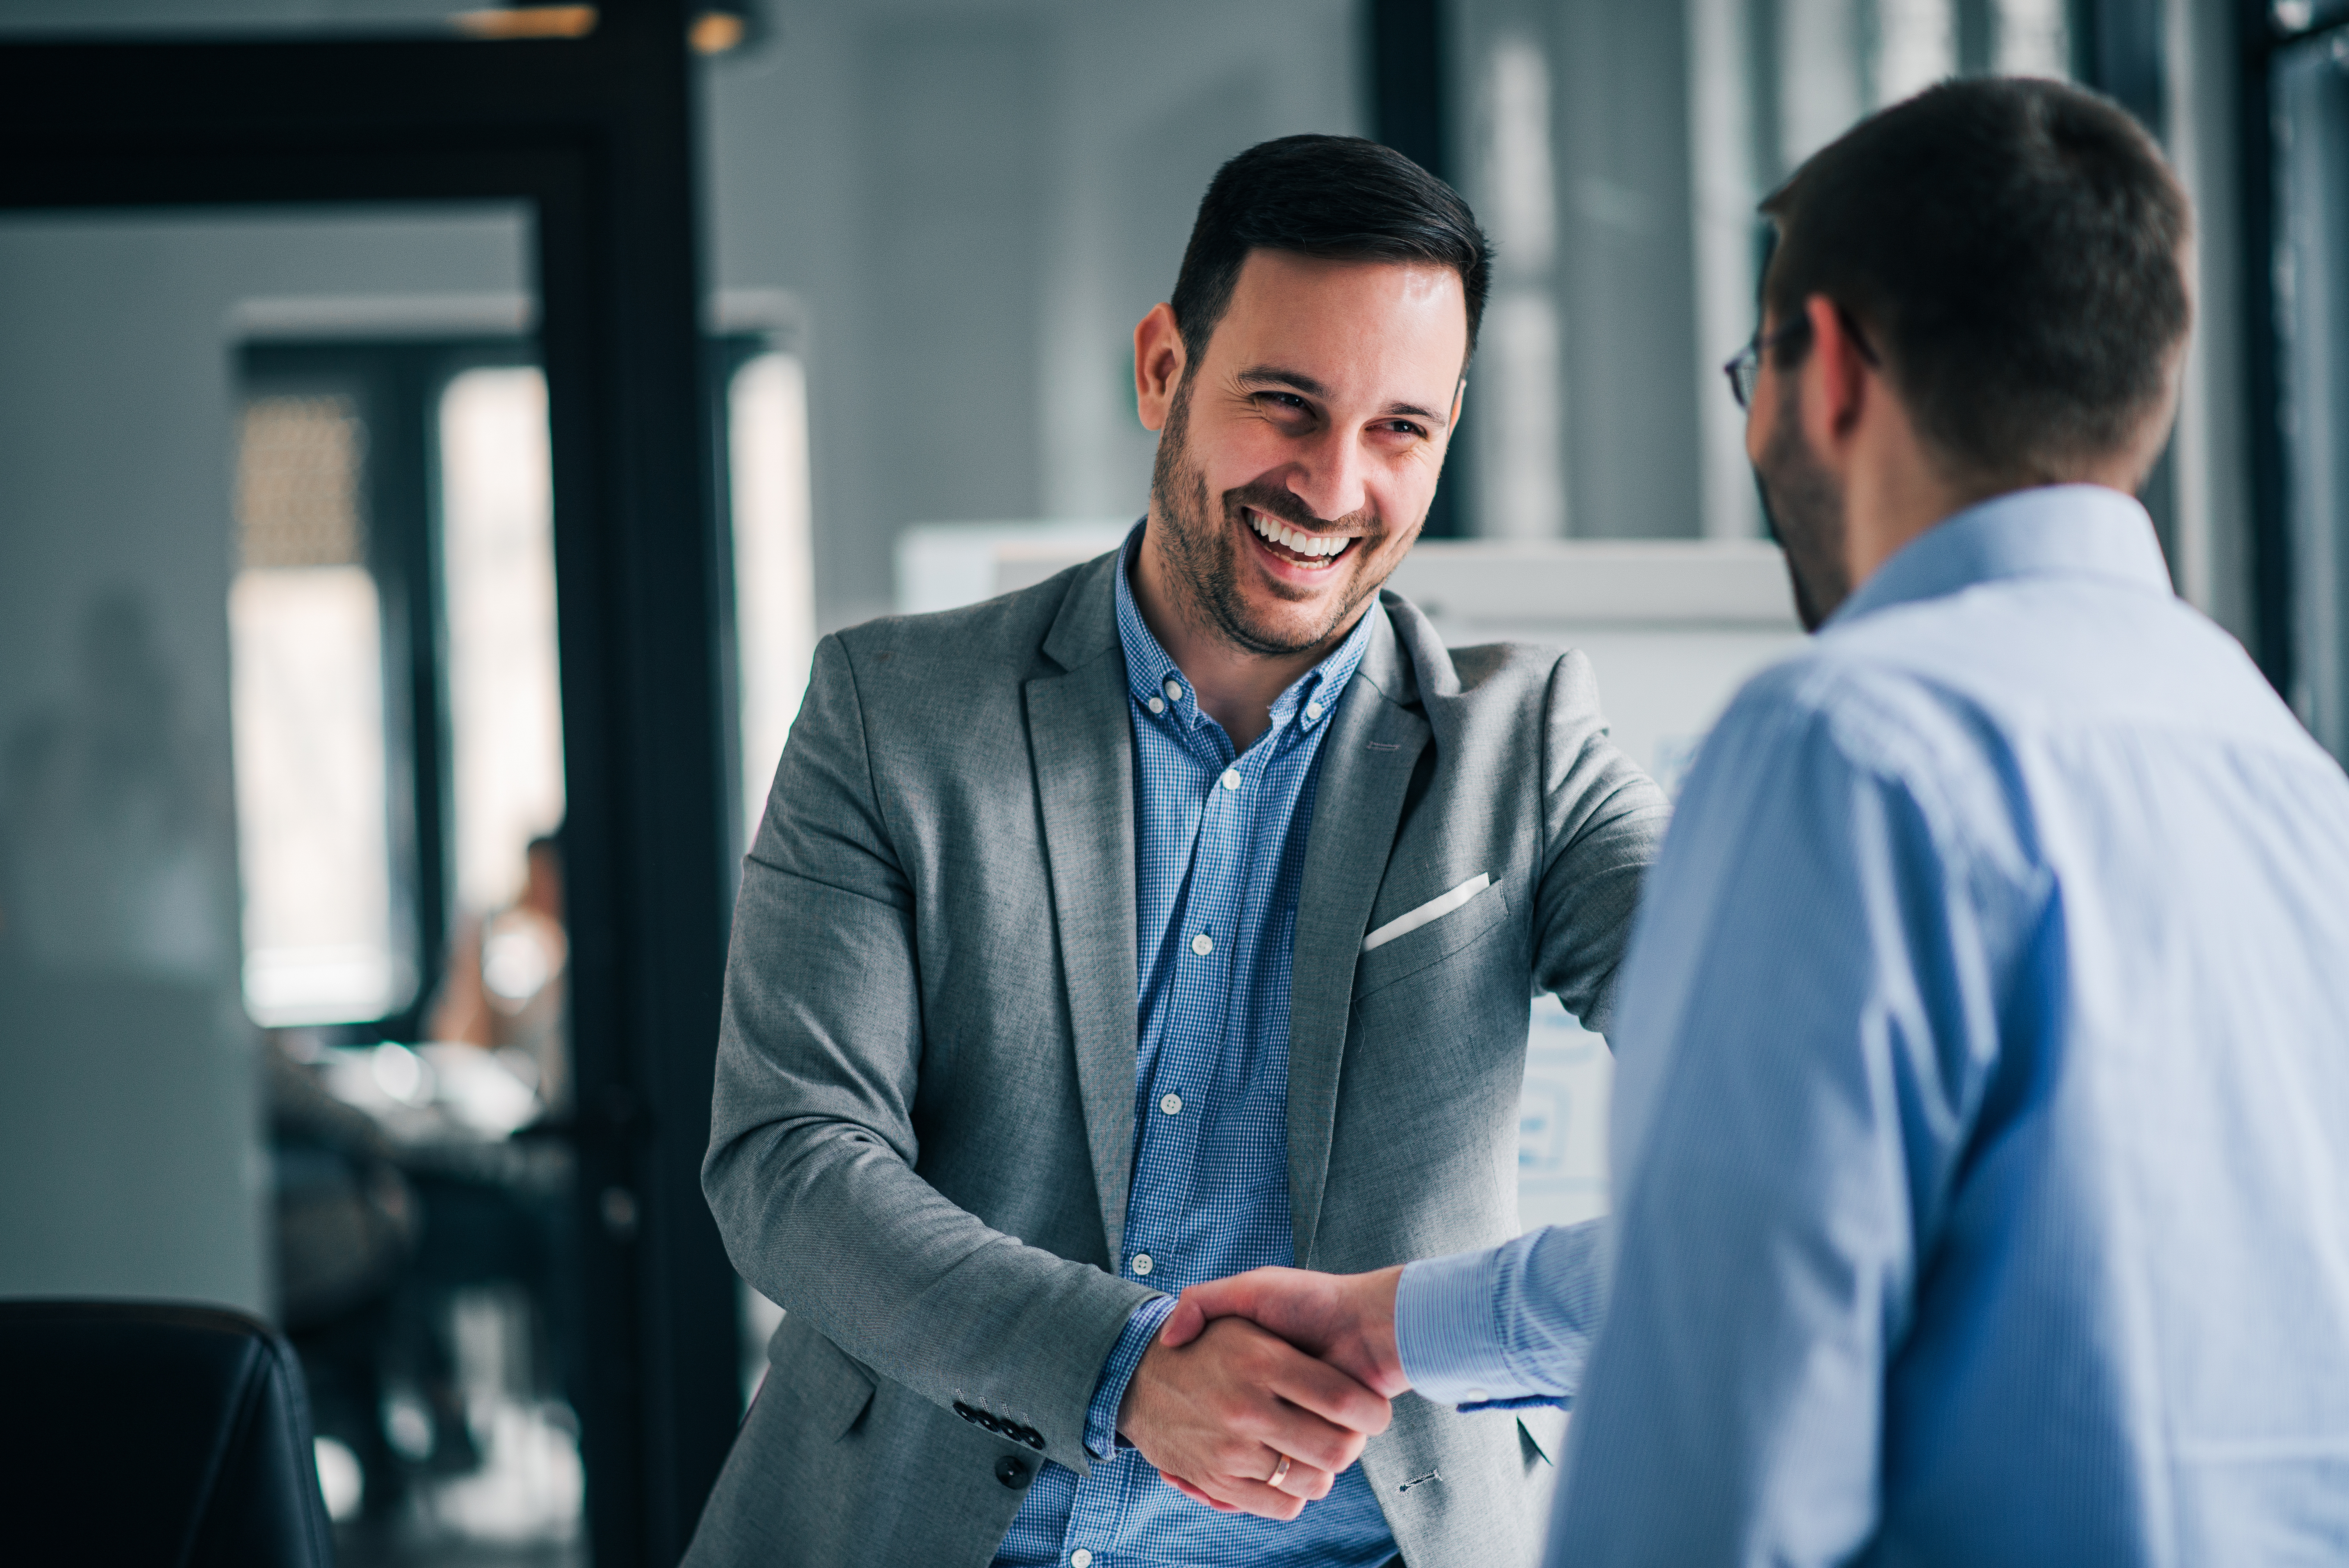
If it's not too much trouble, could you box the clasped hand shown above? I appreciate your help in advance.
[1115,1265,1407,1521]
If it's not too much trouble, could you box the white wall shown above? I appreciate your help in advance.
[705,0,1363,629]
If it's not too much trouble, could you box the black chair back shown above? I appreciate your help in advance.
[0,1300,335,1568]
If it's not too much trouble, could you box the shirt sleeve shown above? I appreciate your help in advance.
[1085,1293,1178,1458]
[1544,678,2015,1568]
[1395,1221,1608,1409]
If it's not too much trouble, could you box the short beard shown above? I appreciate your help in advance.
[1146,380,1387,658]
[1756,376,1851,633]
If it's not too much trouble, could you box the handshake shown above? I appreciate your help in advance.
[1114,1265,1408,1521]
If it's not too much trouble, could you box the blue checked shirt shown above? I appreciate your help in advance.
[993,531,1397,1568]
[1394,487,2349,1564]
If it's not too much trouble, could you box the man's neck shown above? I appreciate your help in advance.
[1836,396,2040,597]
[1128,522,1354,752]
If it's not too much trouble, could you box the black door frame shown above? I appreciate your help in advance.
[0,7,740,1562]
[2236,0,2337,701]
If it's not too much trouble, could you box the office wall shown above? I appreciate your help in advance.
[706,0,1363,629]
[0,208,528,1312]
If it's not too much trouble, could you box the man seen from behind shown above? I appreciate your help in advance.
[1170,77,2349,1566]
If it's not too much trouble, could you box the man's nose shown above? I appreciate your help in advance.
[1284,426,1369,525]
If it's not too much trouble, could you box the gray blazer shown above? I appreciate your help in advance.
[686,549,1669,1568]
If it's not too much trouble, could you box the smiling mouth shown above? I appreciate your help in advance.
[1244,508,1359,568]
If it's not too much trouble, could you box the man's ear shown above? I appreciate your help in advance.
[1802,292,1870,453]
[1134,302,1187,433]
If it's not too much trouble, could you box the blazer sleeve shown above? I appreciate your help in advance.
[1532,648,1674,1036]
[702,632,1156,1472]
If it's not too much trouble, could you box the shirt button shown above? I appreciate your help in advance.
[1306,701,1323,721]
[1146,695,1165,715]
[1191,932,1213,956]
[1220,768,1241,790]
[1131,1254,1153,1276]
[1464,1388,1489,1403]
[1072,1553,1094,1568]
[1163,678,1182,701]
[1160,1092,1182,1115]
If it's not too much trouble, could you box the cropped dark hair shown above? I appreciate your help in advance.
[1170,135,1492,371]
[1763,77,2190,483]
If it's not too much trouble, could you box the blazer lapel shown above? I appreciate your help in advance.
[1025,557,1142,1262]
[1288,605,1431,1267]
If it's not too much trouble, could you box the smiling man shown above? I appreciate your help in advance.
[683,136,1669,1568]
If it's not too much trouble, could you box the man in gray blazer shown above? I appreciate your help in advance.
[686,135,1669,1568]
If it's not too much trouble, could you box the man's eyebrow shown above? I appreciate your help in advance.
[1233,365,1451,427]
[1234,365,1331,399]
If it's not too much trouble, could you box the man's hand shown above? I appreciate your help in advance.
[1159,1265,1409,1400]
[1116,1315,1391,1521]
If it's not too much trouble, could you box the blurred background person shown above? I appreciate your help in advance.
[430,830,571,1118]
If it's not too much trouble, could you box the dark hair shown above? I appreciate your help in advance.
[1169,134,1492,371]
[1761,77,2191,483]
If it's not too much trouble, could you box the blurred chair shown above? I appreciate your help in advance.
[0,1300,335,1567]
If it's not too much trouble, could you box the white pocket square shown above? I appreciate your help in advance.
[1362,873,1490,953]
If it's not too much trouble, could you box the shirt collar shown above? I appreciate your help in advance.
[1831,483,2174,628]
[1113,520,1375,739]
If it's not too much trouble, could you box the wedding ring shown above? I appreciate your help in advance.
[1267,1451,1292,1487]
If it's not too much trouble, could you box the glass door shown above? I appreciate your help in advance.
[0,205,600,1567]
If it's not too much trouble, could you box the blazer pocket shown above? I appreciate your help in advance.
[1352,877,1510,1001]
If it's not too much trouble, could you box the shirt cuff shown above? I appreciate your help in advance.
[1084,1293,1177,1459]
[1395,1241,1543,1408]
[1396,1224,1606,1411]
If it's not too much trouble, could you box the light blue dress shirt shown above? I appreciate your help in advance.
[1397,486,2349,1564]
[995,530,1396,1567]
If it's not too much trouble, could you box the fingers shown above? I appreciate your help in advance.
[1204,1474,1311,1521]
[1159,1472,1238,1512]
[1267,1450,1338,1502]
[1170,1265,1413,1402]
[1158,1296,1206,1349]
[1204,1321,1384,1472]
[1173,1270,1279,1328]
[1118,1316,1388,1520]
[1261,1339,1392,1440]
[1162,1467,1316,1522]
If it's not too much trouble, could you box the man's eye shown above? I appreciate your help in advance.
[1381,420,1427,438]
[1260,393,1309,413]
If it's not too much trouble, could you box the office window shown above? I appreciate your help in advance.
[727,349,816,845]
[1472,35,1568,540]
[1455,0,2073,542]
[230,393,409,1026]
[439,367,567,917]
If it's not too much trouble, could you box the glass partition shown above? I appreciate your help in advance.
[0,204,597,1565]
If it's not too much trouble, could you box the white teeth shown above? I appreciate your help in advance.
[1248,510,1350,560]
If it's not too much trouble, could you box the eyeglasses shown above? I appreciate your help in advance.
[1722,308,1878,410]
[1723,319,1809,410]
